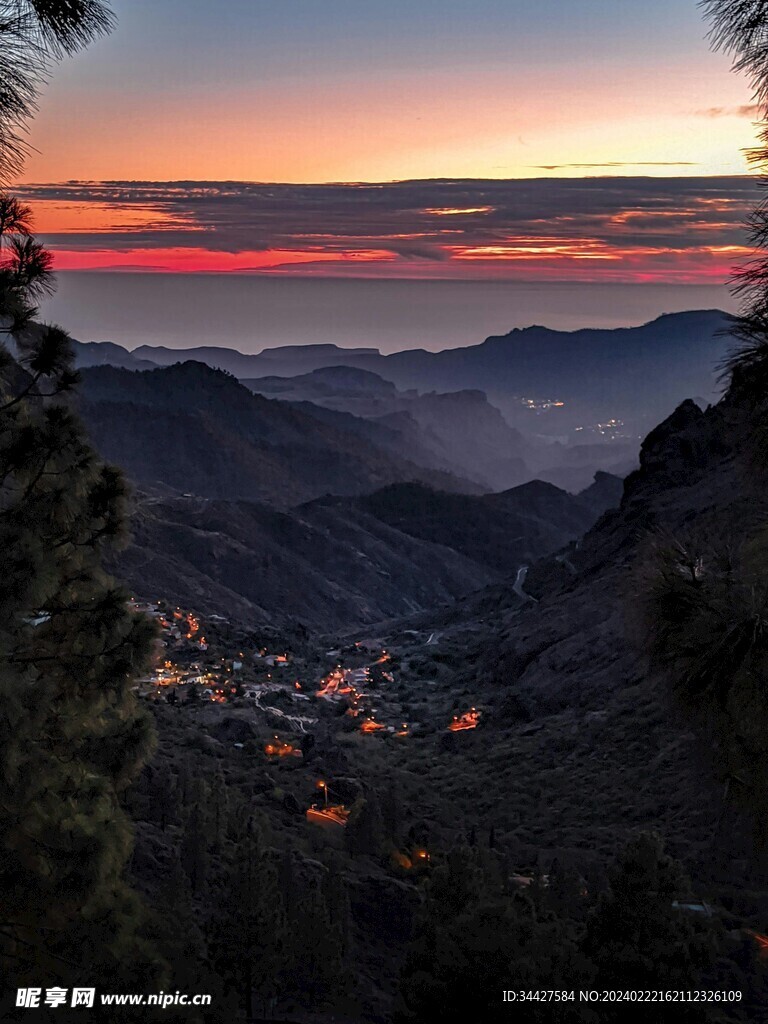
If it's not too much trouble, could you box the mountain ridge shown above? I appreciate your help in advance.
[77,361,477,507]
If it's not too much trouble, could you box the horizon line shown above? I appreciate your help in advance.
[17,171,759,189]
[51,269,737,286]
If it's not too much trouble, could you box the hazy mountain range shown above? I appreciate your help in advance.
[245,366,532,491]
[67,308,735,628]
[72,309,733,494]
[75,311,730,430]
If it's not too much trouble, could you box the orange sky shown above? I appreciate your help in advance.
[23,55,757,186]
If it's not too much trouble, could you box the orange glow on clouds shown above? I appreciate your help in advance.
[425,207,495,216]
[4,1,758,289]
[42,238,752,282]
[454,239,622,261]
[21,176,756,283]
[32,201,188,234]
[42,242,750,281]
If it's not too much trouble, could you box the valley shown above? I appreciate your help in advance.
[112,352,768,1020]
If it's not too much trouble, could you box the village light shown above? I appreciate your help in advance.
[265,735,299,758]
[448,709,481,732]
[360,717,386,734]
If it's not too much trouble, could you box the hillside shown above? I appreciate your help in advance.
[77,362,474,507]
[121,385,768,1024]
[111,493,496,630]
[344,477,621,575]
[111,473,620,631]
[75,336,763,867]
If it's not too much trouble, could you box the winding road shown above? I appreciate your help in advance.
[253,696,317,734]
[513,565,539,604]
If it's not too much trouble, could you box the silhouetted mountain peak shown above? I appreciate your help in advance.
[148,359,237,385]
[479,309,728,346]
[257,343,379,358]
[290,365,397,393]
[496,478,569,501]
[576,471,625,517]
[74,311,735,492]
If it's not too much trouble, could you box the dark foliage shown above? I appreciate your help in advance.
[0,1,114,179]
[703,2,768,403]
[0,195,161,1012]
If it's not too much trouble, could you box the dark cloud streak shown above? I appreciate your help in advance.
[533,162,699,170]
[19,176,759,266]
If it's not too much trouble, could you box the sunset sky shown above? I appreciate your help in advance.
[18,0,762,281]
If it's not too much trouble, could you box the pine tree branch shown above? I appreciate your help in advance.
[0,927,82,968]
[0,367,43,410]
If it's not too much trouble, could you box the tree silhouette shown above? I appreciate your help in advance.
[701,2,768,401]
[0,197,60,354]
[180,803,210,896]
[0,194,31,258]
[345,793,386,858]
[633,2,768,843]
[28,0,115,52]
[206,817,288,1021]
[640,528,768,837]
[0,1,115,179]
[641,533,766,705]
[396,845,576,1024]
[0,1,165,1013]
[581,833,721,1021]
[0,256,161,1004]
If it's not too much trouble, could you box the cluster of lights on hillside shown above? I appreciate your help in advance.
[519,396,565,412]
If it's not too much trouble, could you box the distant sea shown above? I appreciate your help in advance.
[40,273,737,355]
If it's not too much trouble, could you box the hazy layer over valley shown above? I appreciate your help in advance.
[42,274,736,352]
